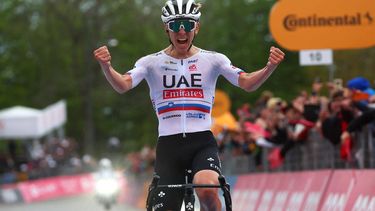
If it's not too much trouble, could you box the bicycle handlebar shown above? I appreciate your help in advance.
[156,183,221,189]
[146,174,232,211]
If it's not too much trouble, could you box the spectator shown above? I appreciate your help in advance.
[321,90,355,146]
[268,104,315,169]
[347,76,375,96]
[347,77,375,110]
[341,108,375,143]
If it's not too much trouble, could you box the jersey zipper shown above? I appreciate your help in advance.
[181,59,187,138]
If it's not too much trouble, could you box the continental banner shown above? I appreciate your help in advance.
[269,0,375,50]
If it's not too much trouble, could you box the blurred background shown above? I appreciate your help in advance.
[0,0,374,210]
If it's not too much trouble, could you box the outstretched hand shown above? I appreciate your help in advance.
[93,45,112,67]
[267,46,285,67]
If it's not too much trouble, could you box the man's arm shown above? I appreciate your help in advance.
[239,46,285,92]
[347,108,375,132]
[93,45,132,94]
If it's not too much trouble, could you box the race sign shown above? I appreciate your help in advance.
[269,0,375,51]
[299,49,333,66]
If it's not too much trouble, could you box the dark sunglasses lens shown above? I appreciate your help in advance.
[168,20,195,32]
[168,21,180,32]
[184,21,195,32]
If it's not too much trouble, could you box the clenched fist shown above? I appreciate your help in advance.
[94,46,112,67]
[267,46,285,67]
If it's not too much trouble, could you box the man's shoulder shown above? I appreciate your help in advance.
[198,49,229,61]
[199,49,222,56]
[150,51,165,57]
[136,50,165,64]
[142,50,165,59]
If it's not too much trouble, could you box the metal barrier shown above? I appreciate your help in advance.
[221,127,375,175]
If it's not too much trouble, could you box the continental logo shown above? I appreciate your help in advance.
[284,13,372,31]
[269,0,375,50]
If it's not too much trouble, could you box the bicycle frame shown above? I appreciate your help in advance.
[146,174,232,211]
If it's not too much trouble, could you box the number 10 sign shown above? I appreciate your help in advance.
[299,49,333,66]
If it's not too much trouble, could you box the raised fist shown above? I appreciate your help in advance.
[267,46,285,66]
[94,46,111,67]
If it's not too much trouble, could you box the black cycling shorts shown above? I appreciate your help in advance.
[151,130,222,211]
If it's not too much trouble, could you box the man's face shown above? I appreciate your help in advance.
[330,96,344,113]
[165,19,199,52]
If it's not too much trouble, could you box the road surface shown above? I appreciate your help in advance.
[0,193,143,211]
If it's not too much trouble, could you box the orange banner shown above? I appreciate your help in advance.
[269,0,375,51]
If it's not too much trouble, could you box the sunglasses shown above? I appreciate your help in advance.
[167,19,197,33]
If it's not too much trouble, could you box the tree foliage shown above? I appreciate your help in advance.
[1,0,374,155]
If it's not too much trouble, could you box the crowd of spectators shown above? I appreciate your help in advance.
[124,145,155,175]
[0,138,97,185]
[216,76,375,169]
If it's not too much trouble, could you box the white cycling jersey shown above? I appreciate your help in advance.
[127,49,244,136]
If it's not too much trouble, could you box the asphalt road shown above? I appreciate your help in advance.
[0,193,143,211]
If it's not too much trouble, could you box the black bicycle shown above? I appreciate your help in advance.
[146,170,232,211]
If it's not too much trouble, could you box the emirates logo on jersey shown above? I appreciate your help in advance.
[163,89,204,99]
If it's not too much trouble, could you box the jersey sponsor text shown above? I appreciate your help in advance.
[163,74,202,88]
[163,88,204,99]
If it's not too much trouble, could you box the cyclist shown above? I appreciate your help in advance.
[94,0,285,210]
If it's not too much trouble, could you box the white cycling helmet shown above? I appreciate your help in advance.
[161,0,201,23]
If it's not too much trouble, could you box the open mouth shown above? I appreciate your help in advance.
[177,38,188,44]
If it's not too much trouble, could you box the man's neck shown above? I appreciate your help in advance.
[164,45,199,59]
